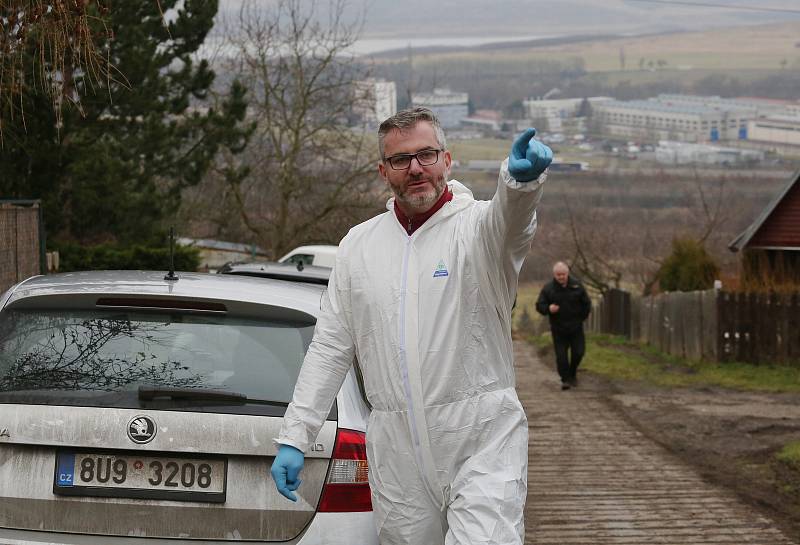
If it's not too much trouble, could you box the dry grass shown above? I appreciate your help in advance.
[449,138,509,162]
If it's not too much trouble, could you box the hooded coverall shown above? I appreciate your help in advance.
[277,160,544,545]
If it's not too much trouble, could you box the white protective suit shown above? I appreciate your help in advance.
[278,159,545,545]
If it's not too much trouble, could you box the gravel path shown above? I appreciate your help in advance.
[514,340,797,545]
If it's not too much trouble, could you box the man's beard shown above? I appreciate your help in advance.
[394,172,447,213]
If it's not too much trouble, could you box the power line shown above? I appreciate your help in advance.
[628,0,800,14]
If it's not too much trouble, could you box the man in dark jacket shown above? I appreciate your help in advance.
[536,262,592,390]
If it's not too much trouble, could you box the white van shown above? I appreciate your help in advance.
[278,245,338,268]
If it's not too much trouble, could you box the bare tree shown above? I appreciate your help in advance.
[563,199,624,295]
[553,170,736,296]
[198,0,382,259]
[690,169,730,244]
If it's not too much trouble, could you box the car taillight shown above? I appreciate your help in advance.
[318,428,372,512]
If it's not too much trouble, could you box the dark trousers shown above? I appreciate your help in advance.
[552,328,585,383]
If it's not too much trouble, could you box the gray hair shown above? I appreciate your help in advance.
[553,261,570,273]
[378,107,447,159]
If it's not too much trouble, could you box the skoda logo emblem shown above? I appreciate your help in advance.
[128,415,157,444]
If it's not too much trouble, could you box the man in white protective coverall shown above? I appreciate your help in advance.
[272,107,553,545]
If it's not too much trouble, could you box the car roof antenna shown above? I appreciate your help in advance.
[164,226,179,282]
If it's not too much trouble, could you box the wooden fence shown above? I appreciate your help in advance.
[588,288,631,338]
[634,289,718,362]
[0,201,44,293]
[717,291,800,365]
[589,288,800,365]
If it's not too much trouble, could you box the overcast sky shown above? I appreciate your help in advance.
[213,0,800,54]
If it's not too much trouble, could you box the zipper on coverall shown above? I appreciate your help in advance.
[398,227,448,511]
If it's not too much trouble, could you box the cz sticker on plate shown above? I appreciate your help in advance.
[54,451,226,502]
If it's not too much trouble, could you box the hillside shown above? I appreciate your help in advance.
[366,19,800,110]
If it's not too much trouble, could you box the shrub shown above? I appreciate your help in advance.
[776,441,800,471]
[50,242,200,273]
[656,237,719,292]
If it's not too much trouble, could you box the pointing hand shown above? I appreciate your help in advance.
[508,128,553,182]
[271,444,305,501]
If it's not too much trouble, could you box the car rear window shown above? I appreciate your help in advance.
[0,308,314,415]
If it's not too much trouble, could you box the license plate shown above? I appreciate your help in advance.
[54,451,226,502]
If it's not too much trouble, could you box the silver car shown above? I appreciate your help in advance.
[0,271,377,544]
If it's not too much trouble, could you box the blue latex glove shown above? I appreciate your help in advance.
[271,444,304,502]
[507,128,553,182]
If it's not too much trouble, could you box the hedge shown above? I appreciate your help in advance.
[51,242,201,273]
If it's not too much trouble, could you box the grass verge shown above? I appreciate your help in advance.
[777,442,800,471]
[528,332,800,393]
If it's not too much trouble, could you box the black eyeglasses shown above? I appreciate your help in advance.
[384,149,443,170]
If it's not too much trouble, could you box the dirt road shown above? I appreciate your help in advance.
[514,340,798,544]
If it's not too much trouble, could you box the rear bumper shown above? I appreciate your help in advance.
[298,512,378,544]
[0,511,378,545]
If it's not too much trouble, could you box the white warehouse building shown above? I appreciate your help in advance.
[655,141,765,166]
[593,95,756,143]
[747,116,800,149]
[411,88,469,129]
[354,79,397,126]
[523,96,612,120]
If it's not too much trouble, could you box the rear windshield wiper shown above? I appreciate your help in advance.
[137,386,288,407]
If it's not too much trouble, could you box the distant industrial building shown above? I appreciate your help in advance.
[593,95,760,143]
[460,117,499,132]
[411,88,469,129]
[747,116,800,149]
[523,96,612,120]
[460,109,502,133]
[353,79,397,126]
[655,141,764,166]
[658,95,790,116]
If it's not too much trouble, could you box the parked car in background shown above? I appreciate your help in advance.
[0,271,376,544]
[278,245,338,268]
[218,261,331,286]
